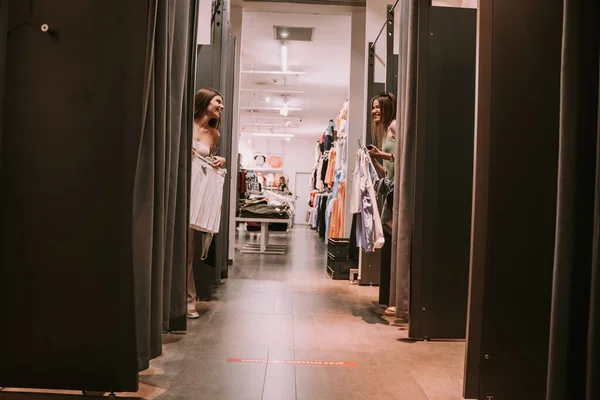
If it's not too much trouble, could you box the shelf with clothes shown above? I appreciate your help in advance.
[238,167,288,199]
[237,188,297,233]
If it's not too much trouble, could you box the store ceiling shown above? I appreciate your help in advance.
[239,10,351,139]
[245,0,366,6]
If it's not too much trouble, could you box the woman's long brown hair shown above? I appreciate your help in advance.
[371,92,397,147]
[194,88,223,129]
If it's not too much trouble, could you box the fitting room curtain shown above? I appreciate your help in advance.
[0,0,6,161]
[389,0,418,319]
[133,0,198,371]
[546,1,599,399]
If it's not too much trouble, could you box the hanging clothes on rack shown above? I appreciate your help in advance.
[328,178,346,239]
[324,120,335,151]
[314,141,322,164]
[350,148,384,252]
[238,169,247,198]
[337,100,349,138]
[320,153,329,187]
[324,147,337,186]
[315,155,325,191]
[189,154,228,258]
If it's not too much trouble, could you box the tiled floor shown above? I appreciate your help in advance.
[0,225,466,400]
[140,225,466,400]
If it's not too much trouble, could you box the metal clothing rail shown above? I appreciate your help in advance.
[370,0,400,49]
[365,2,398,145]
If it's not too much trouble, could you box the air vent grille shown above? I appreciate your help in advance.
[274,26,314,41]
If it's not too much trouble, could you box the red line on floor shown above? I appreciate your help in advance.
[226,358,358,366]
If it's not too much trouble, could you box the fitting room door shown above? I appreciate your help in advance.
[294,172,311,225]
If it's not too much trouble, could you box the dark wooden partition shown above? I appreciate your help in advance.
[193,3,235,288]
[0,0,151,392]
[0,0,6,159]
[463,1,563,398]
[409,4,476,340]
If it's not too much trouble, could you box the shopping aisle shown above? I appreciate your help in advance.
[137,226,465,400]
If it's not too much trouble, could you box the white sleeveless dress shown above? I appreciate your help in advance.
[189,140,227,233]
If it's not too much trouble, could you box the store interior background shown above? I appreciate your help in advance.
[235,8,352,225]
[0,0,598,400]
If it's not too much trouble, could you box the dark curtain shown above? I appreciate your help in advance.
[546,1,600,399]
[0,0,6,164]
[390,0,418,320]
[133,0,198,371]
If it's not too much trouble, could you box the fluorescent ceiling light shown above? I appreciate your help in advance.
[240,89,306,94]
[240,106,302,111]
[252,133,294,138]
[281,44,288,72]
[241,124,298,128]
[241,70,308,75]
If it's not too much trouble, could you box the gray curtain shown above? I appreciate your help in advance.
[546,0,599,399]
[390,0,418,320]
[133,0,198,371]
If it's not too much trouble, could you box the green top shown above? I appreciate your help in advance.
[382,132,396,180]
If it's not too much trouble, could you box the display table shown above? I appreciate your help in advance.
[235,217,292,254]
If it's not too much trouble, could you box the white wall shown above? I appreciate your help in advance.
[197,0,213,45]
[283,138,319,195]
[366,0,391,84]
[345,9,367,238]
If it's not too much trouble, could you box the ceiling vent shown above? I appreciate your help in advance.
[274,26,314,42]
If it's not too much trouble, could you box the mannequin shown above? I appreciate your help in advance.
[187,88,226,319]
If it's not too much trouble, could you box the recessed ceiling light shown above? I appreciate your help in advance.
[265,96,270,103]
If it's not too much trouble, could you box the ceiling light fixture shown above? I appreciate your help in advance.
[281,43,288,72]
[241,70,307,75]
[240,106,302,111]
[252,133,294,138]
[265,96,270,103]
[240,89,306,94]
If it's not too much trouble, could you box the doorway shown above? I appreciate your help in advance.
[294,172,312,225]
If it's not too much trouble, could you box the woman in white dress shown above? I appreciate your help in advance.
[187,88,226,319]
